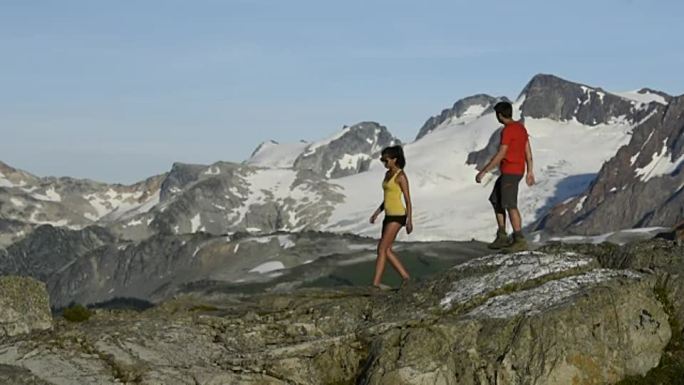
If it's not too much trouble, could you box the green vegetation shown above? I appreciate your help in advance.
[302,253,456,289]
[62,304,92,323]
[188,304,219,312]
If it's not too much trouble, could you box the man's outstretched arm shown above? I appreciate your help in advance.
[476,144,508,183]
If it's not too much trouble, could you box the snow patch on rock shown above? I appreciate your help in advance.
[467,269,642,319]
[440,252,594,310]
[249,261,285,274]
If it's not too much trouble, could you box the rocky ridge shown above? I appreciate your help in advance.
[0,239,682,385]
[415,94,501,140]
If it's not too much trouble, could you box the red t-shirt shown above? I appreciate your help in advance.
[500,121,528,175]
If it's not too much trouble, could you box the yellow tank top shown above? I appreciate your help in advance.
[382,170,406,216]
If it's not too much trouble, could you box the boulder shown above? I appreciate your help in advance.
[0,276,52,337]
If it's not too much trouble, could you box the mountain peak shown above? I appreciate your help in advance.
[249,140,279,159]
[637,88,670,98]
[519,74,660,125]
[416,94,501,140]
[519,74,601,100]
[0,161,38,188]
[293,121,400,178]
[245,138,310,169]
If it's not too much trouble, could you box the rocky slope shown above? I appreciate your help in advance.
[536,92,683,235]
[0,224,490,308]
[1,239,682,385]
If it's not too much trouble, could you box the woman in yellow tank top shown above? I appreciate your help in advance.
[369,146,412,290]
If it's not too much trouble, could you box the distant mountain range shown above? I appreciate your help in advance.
[1,74,681,245]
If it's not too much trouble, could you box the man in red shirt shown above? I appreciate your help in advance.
[476,101,535,251]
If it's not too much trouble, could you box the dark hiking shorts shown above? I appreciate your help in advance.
[489,174,523,213]
[382,215,407,233]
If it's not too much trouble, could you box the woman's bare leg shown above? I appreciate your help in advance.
[373,222,402,286]
[386,248,410,280]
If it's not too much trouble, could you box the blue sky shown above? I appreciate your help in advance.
[1,0,682,183]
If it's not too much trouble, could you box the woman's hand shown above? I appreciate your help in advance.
[406,220,414,234]
[370,212,379,224]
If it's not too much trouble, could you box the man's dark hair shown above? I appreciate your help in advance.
[493,101,513,119]
[382,145,406,169]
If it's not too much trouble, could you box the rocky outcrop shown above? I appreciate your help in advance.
[0,241,678,385]
[416,94,501,140]
[542,240,684,339]
[0,219,32,249]
[536,94,683,235]
[293,122,400,178]
[0,276,52,337]
[0,364,52,385]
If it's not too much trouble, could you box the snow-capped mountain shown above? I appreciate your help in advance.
[1,74,681,247]
[324,74,681,241]
[0,122,399,244]
[245,140,310,169]
[250,121,401,179]
[537,92,683,235]
[0,161,164,246]
[519,74,670,127]
[415,94,501,140]
[114,161,345,241]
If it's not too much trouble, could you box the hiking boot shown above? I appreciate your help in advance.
[505,232,528,252]
[487,230,510,250]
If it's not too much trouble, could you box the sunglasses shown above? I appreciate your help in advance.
[380,157,389,163]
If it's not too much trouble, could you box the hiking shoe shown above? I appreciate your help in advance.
[487,230,510,250]
[372,283,393,291]
[400,278,411,290]
[505,233,528,252]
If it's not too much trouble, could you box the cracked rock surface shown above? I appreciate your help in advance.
[1,240,681,385]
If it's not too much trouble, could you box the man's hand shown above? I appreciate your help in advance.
[526,172,536,186]
[406,220,413,234]
[476,171,485,184]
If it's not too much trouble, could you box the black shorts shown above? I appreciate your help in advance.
[382,215,407,233]
[489,174,523,213]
